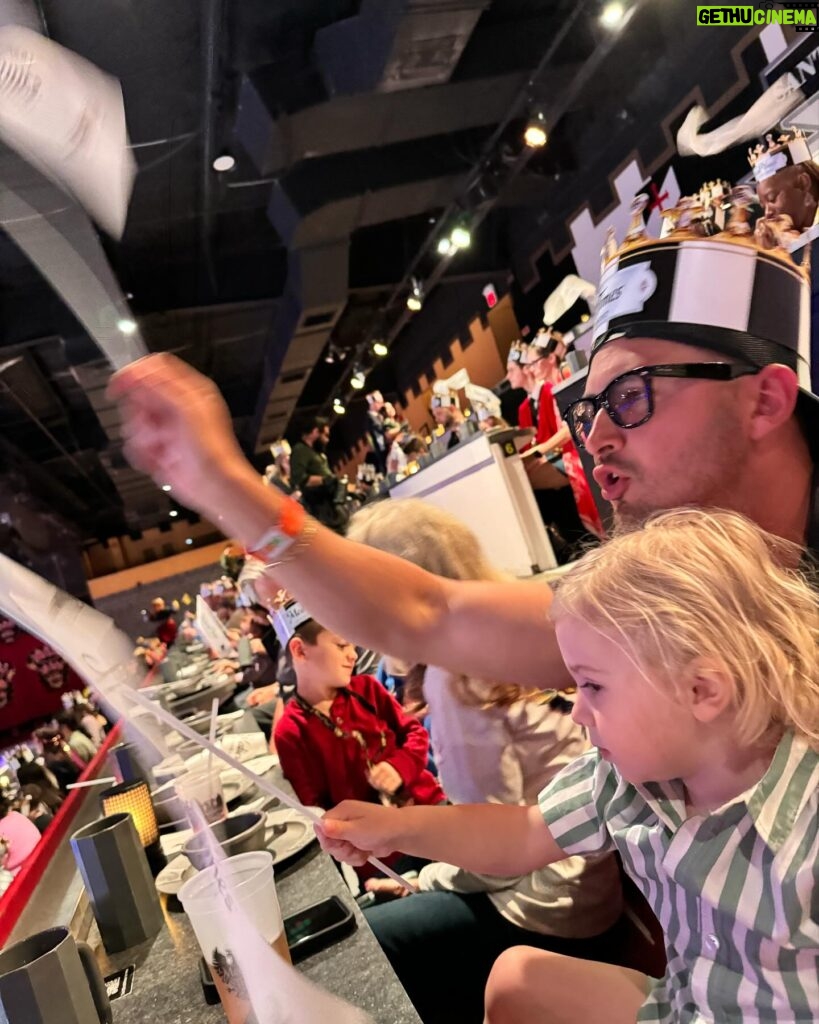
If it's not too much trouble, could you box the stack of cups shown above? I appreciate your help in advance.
[179,851,290,1024]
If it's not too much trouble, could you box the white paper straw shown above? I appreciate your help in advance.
[122,687,415,893]
[66,776,117,790]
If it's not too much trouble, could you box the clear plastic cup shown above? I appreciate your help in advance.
[175,767,226,828]
[179,851,289,1024]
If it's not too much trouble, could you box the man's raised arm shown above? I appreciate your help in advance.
[109,354,569,688]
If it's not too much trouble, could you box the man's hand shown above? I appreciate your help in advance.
[366,761,403,796]
[315,800,402,866]
[107,353,255,519]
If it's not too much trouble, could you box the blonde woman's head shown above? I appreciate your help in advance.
[552,508,819,778]
[348,500,559,709]
[347,499,502,583]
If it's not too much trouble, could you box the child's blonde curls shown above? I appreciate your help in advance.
[552,508,819,750]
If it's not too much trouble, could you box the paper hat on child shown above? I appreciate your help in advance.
[507,340,529,366]
[748,127,814,183]
[430,394,459,409]
[592,183,818,449]
[271,599,313,647]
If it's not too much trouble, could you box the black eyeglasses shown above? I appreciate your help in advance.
[563,362,760,449]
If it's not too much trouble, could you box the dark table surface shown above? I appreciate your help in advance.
[93,766,421,1024]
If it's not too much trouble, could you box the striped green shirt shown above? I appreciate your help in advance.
[538,732,819,1023]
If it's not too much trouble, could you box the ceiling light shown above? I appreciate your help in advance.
[523,112,548,149]
[437,237,453,256]
[372,341,388,357]
[212,151,236,172]
[600,2,625,27]
[580,313,590,323]
[333,399,346,415]
[161,484,172,492]
[450,225,471,250]
[117,318,138,335]
[407,278,424,312]
[185,537,193,546]
[324,349,336,364]
[169,510,179,517]
[351,371,366,390]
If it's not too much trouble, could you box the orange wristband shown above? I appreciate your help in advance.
[246,497,306,563]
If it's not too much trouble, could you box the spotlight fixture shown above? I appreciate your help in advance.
[406,278,424,312]
[523,112,548,149]
[185,537,193,546]
[161,484,172,492]
[450,225,471,250]
[372,341,388,357]
[212,151,236,172]
[351,370,366,390]
[332,398,346,415]
[117,318,138,335]
[324,349,336,364]
[600,1,625,28]
[437,237,453,256]
[169,509,179,517]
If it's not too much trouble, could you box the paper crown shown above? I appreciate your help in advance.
[528,328,558,359]
[507,340,529,365]
[271,599,313,647]
[269,439,291,461]
[593,184,817,443]
[748,127,814,183]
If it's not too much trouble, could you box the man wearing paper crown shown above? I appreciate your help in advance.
[110,194,819,690]
[564,183,818,542]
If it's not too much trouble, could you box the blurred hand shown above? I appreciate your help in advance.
[107,354,252,517]
[366,761,403,796]
[364,876,417,898]
[246,683,279,707]
[315,800,401,866]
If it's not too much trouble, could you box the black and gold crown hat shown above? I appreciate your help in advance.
[592,186,817,445]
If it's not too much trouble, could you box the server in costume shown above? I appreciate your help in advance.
[520,330,604,543]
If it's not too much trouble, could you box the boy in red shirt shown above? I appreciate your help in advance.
[273,601,444,819]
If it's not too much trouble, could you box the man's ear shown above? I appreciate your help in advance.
[680,657,735,724]
[796,168,814,197]
[289,636,305,662]
[746,364,799,441]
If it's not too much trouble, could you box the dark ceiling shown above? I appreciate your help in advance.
[0,0,765,545]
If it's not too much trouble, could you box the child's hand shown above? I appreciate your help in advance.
[315,801,401,866]
[366,761,403,796]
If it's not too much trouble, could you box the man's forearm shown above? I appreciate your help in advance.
[196,465,568,688]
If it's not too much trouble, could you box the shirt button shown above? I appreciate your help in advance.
[705,933,720,952]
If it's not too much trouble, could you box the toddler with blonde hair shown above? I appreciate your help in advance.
[318,509,819,1023]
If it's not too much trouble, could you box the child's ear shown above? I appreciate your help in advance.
[681,657,735,724]
[289,636,305,662]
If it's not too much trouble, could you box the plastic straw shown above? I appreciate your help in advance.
[66,776,117,790]
[122,687,414,893]
[207,696,219,803]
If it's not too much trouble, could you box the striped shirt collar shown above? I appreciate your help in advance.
[634,732,817,853]
[746,731,817,853]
